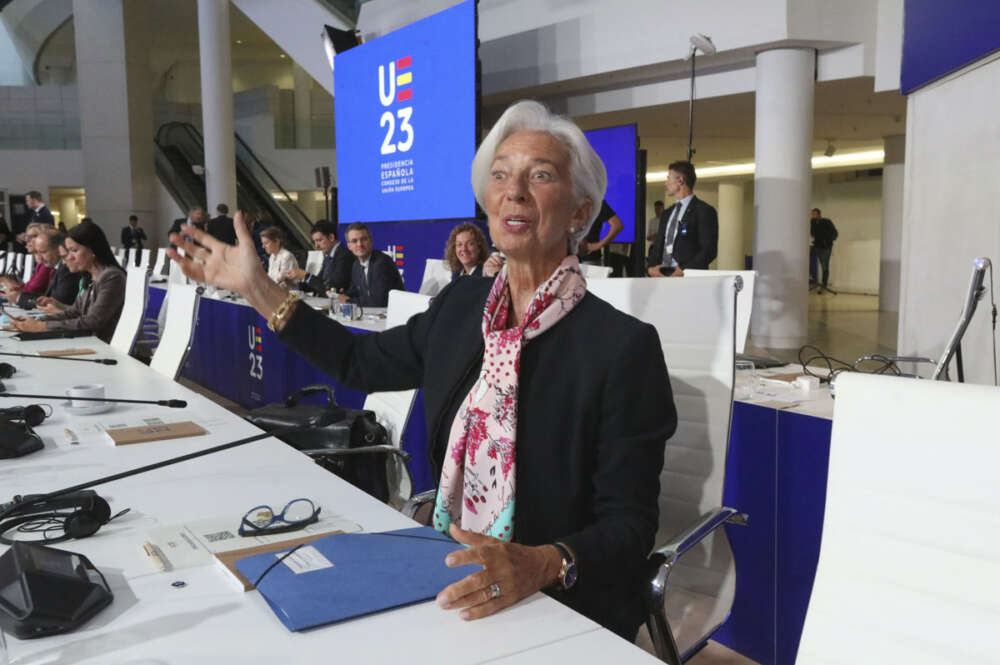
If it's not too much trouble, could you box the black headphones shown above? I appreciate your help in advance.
[0,492,118,545]
[0,404,48,428]
[0,362,14,379]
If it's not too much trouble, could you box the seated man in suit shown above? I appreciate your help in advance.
[335,222,404,308]
[19,229,82,310]
[647,160,718,277]
[282,220,354,295]
[207,203,237,245]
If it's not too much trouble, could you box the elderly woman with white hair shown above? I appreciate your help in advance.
[167,100,676,639]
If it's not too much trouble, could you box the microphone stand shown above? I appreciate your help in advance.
[0,393,187,407]
[0,351,117,365]
[1,417,335,521]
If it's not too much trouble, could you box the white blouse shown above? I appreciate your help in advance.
[267,248,298,283]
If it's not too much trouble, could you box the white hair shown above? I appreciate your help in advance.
[470,100,607,254]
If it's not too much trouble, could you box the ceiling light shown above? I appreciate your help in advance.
[235,39,243,45]
[279,53,286,58]
[646,149,886,182]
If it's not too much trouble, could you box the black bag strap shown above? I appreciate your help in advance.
[284,384,337,408]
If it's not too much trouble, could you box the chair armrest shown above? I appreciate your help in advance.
[655,507,748,565]
[401,489,438,522]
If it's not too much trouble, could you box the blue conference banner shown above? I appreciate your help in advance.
[584,124,638,244]
[902,0,1000,93]
[335,0,478,223]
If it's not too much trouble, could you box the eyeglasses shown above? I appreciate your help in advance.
[238,498,320,537]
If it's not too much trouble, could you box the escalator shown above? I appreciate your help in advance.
[154,122,314,256]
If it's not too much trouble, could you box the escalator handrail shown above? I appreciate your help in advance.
[155,122,315,244]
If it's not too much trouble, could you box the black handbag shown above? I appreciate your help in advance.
[245,385,402,502]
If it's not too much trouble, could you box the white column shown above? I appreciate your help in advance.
[879,134,905,312]
[73,0,155,240]
[197,0,237,212]
[716,180,745,270]
[293,64,312,149]
[750,48,815,349]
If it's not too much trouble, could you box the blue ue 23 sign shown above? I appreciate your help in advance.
[334,0,478,223]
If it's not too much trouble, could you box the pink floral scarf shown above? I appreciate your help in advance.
[433,255,587,541]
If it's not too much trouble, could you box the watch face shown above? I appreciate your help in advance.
[563,561,578,589]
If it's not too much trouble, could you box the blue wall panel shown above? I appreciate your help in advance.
[902,0,1000,93]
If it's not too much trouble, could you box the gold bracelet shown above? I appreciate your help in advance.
[267,293,299,332]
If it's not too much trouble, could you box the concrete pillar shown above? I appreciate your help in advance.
[293,64,312,149]
[197,0,237,213]
[72,1,155,241]
[879,134,905,312]
[750,48,815,349]
[716,180,745,270]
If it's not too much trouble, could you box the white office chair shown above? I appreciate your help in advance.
[418,258,453,296]
[112,247,123,264]
[21,254,34,282]
[587,276,744,664]
[361,290,432,506]
[305,250,324,276]
[579,263,613,279]
[168,247,189,285]
[12,253,24,278]
[152,248,168,279]
[796,373,1000,665]
[136,248,152,269]
[149,282,202,380]
[109,266,152,355]
[683,270,756,354]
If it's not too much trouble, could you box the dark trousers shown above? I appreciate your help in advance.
[814,247,832,287]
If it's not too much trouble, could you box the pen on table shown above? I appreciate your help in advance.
[143,542,169,572]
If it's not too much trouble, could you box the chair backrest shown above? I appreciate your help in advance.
[579,263,612,279]
[152,248,168,276]
[112,247,122,263]
[150,282,202,379]
[362,290,433,505]
[136,248,151,269]
[586,276,740,658]
[168,248,189,285]
[683,270,756,354]
[109,266,151,355]
[22,254,34,281]
[305,250,324,276]
[13,252,24,274]
[418,258,453,296]
[797,373,1000,665]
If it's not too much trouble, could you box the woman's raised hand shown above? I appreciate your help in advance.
[166,211,264,298]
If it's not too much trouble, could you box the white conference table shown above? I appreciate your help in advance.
[0,331,660,664]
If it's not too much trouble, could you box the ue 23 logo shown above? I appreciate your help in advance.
[378,56,414,155]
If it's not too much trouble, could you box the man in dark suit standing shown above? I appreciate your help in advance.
[647,160,718,277]
[120,215,147,265]
[282,220,354,295]
[25,190,55,226]
[336,222,403,307]
[207,203,237,245]
[168,207,208,247]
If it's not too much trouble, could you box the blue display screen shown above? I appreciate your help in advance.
[902,0,1000,93]
[334,0,477,223]
[584,124,637,244]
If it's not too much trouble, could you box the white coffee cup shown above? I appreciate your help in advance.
[67,384,105,407]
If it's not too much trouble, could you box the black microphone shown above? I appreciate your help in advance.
[0,392,187,408]
[0,411,340,523]
[0,352,117,365]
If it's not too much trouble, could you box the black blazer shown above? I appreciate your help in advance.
[120,226,146,249]
[279,277,676,639]
[451,264,483,280]
[346,251,404,307]
[302,243,354,295]
[207,215,237,245]
[647,196,719,271]
[46,262,82,305]
[31,206,55,226]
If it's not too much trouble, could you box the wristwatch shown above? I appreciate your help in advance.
[552,541,578,590]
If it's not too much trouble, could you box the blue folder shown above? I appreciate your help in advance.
[234,526,481,631]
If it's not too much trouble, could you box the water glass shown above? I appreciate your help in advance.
[734,360,757,400]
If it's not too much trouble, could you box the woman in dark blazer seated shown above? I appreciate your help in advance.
[12,220,125,343]
[444,222,489,279]
[168,100,677,640]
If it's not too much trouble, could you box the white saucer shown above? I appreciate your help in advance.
[62,401,115,415]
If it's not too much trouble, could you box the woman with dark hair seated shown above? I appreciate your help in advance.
[444,223,489,278]
[168,100,676,640]
[12,220,125,343]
